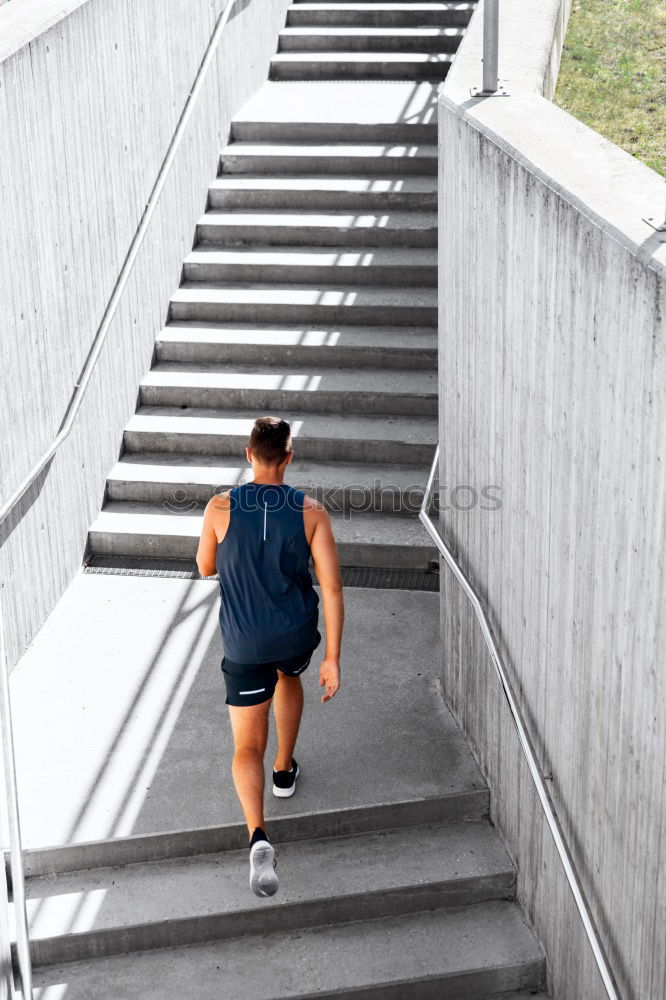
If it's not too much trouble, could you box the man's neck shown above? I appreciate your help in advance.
[251,469,286,486]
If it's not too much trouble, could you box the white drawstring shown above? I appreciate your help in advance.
[263,501,267,542]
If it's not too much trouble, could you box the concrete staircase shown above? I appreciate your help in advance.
[60,5,551,998]
[271,0,476,79]
[27,816,546,999]
[21,588,547,1000]
[86,0,478,572]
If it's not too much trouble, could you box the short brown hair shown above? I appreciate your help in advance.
[248,416,292,465]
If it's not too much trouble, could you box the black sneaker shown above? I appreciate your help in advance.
[272,757,300,798]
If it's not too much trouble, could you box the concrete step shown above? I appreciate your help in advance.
[195,209,437,247]
[13,585,482,849]
[88,500,437,567]
[287,3,476,27]
[22,789,489,877]
[183,246,437,286]
[106,453,430,512]
[32,901,545,998]
[208,175,438,210]
[138,363,437,416]
[220,140,438,175]
[489,995,549,1000]
[278,26,465,51]
[231,79,438,143]
[122,408,437,465]
[231,119,436,142]
[270,51,454,80]
[169,282,437,327]
[26,820,515,965]
[156,321,438,369]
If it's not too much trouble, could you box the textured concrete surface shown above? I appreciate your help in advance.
[182,246,438,285]
[207,176,438,209]
[25,821,513,945]
[445,0,573,99]
[0,0,291,666]
[85,71,445,572]
[0,0,91,61]
[438,3,666,1000]
[269,50,454,81]
[9,577,483,850]
[89,503,437,567]
[219,140,437,172]
[156,322,439,359]
[32,901,545,999]
[235,79,440,128]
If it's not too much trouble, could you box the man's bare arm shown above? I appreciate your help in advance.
[309,505,344,702]
[196,495,229,577]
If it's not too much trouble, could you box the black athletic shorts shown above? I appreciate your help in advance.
[221,647,316,707]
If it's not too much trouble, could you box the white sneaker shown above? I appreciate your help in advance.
[249,838,278,898]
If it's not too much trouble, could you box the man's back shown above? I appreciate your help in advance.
[215,481,320,664]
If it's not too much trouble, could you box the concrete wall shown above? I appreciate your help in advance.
[0,0,289,665]
[438,3,666,1000]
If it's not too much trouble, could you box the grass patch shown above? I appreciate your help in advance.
[554,0,666,176]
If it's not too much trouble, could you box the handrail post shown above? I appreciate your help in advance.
[644,199,666,233]
[0,595,32,999]
[482,0,499,93]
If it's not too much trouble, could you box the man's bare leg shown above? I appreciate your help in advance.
[228,700,271,838]
[273,671,303,772]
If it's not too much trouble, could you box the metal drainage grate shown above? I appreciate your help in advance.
[341,565,439,592]
[85,555,199,579]
[84,556,439,591]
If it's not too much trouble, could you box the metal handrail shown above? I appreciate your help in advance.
[0,834,13,1000]
[0,602,31,999]
[420,445,622,1000]
[0,0,239,531]
[0,2,240,995]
